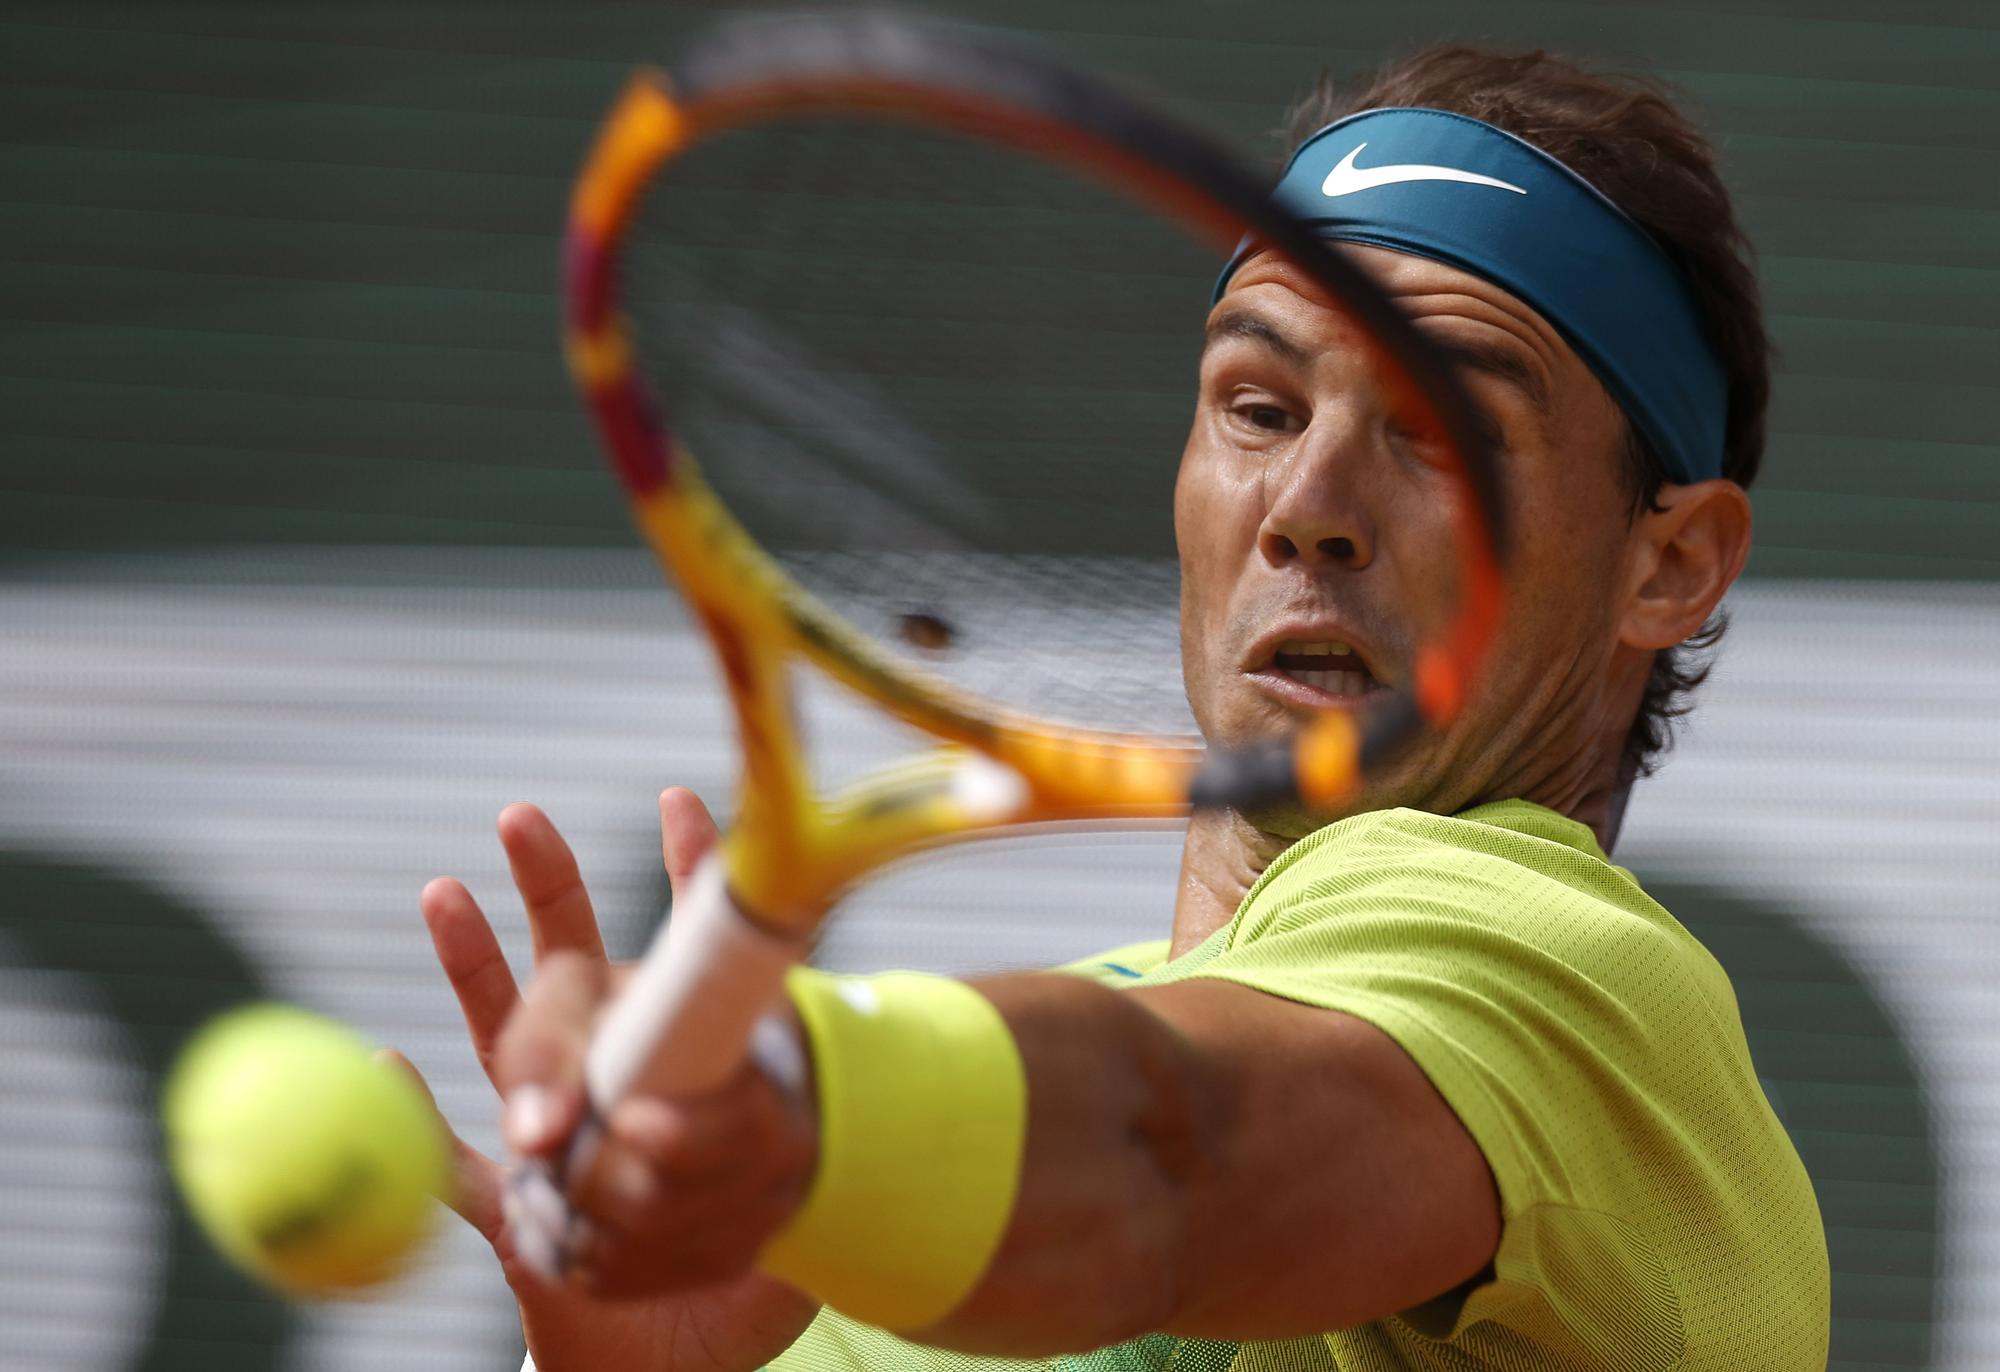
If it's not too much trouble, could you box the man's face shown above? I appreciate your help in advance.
[1177,245,1642,834]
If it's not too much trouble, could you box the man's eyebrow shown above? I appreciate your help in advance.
[1202,308,1312,368]
[1423,334,1553,420]
[1206,306,1554,424]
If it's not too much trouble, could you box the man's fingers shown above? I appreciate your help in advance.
[376,1048,507,1241]
[571,1098,750,1224]
[565,1103,808,1299]
[567,1071,812,1236]
[659,787,721,906]
[420,877,519,1084]
[494,950,606,1157]
[610,1089,780,1179]
[498,803,608,965]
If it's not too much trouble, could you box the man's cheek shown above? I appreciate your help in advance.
[1180,610,1226,730]
[1184,609,1252,742]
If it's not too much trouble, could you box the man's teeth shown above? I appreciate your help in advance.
[1288,668,1371,698]
[1271,639,1370,696]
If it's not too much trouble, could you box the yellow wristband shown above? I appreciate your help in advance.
[757,968,1028,1331]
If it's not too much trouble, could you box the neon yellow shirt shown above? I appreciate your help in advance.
[770,800,1829,1370]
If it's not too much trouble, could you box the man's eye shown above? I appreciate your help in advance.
[1471,413,1507,454]
[1392,411,1505,464]
[1236,402,1294,432]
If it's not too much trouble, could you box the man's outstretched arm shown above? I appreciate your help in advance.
[925,972,1500,1354]
[501,957,1500,1361]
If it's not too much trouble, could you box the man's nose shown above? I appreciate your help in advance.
[1255,414,1378,571]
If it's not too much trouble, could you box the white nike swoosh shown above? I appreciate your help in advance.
[1319,143,1527,198]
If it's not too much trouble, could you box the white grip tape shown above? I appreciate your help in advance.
[586,851,805,1107]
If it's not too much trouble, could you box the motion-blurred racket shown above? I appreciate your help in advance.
[508,10,1507,1273]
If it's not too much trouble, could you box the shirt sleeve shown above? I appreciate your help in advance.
[1054,939,1172,985]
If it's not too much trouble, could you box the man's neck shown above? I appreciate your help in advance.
[1480,718,1633,855]
[1170,808,1290,957]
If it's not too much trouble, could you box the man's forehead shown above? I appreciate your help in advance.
[1217,245,1558,347]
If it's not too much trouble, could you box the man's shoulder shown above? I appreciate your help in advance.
[1210,799,1742,1052]
[1259,800,1625,892]
[1215,801,1827,1367]
[1245,801,1676,939]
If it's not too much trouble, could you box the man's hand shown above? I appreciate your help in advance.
[496,948,818,1299]
[390,790,819,1372]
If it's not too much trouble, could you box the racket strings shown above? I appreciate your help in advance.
[791,550,1191,736]
[623,114,1206,738]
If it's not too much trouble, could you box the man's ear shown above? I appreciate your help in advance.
[1620,479,1753,651]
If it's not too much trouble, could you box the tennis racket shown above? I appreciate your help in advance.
[506,10,1507,1274]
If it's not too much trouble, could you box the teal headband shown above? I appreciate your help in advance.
[1217,107,1727,484]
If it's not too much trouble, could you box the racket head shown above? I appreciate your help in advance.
[564,12,1509,926]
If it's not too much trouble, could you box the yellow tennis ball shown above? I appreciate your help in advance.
[163,1003,448,1297]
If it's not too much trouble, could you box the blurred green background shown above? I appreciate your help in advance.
[4,1,1996,573]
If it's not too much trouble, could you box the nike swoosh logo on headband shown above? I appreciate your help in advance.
[1320,143,1527,198]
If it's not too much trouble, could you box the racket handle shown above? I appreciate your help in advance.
[587,852,807,1106]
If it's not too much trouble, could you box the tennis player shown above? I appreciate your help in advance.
[401,45,1829,1371]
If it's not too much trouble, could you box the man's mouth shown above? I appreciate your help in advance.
[1250,638,1386,708]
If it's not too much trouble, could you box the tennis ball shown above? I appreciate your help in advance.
[163,1003,448,1297]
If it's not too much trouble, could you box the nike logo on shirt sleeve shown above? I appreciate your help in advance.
[1320,143,1528,198]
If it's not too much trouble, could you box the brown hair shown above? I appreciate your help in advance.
[1284,46,1768,779]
